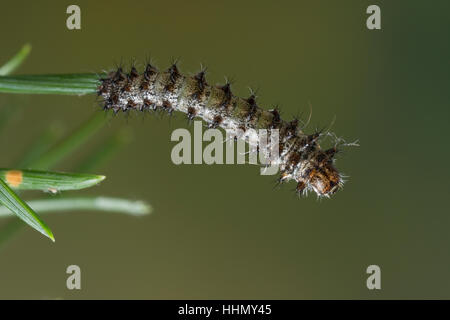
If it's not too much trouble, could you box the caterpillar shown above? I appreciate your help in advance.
[97,63,356,198]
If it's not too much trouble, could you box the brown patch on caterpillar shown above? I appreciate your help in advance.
[287,151,301,168]
[217,83,234,114]
[279,170,289,183]
[238,125,247,135]
[246,94,256,106]
[97,63,355,198]
[244,94,259,123]
[269,109,282,129]
[5,170,23,188]
[109,93,119,106]
[144,63,158,80]
[316,147,337,164]
[127,99,137,110]
[192,71,207,99]
[220,83,232,100]
[232,97,259,128]
[143,98,156,111]
[296,180,306,195]
[112,68,126,83]
[120,67,140,93]
[220,83,232,105]
[187,106,197,120]
[128,67,139,81]
[165,64,181,92]
[140,80,150,91]
[307,165,340,196]
[162,100,174,114]
[324,147,338,159]
[210,115,223,128]
[161,100,175,115]
[122,82,132,93]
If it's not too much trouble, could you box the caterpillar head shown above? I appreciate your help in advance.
[308,163,341,197]
[296,148,342,197]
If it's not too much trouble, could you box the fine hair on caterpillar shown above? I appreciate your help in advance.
[97,60,358,198]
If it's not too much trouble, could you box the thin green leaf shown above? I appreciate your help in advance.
[0,73,100,95]
[77,128,132,172]
[0,197,152,217]
[31,113,107,170]
[0,169,105,192]
[0,178,54,241]
[16,122,65,168]
[0,43,32,76]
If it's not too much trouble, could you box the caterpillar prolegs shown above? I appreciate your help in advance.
[97,62,355,198]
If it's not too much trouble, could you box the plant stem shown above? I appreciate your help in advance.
[0,197,151,217]
[0,43,32,76]
[31,113,107,170]
[0,74,101,95]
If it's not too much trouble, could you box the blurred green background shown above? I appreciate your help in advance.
[0,0,449,299]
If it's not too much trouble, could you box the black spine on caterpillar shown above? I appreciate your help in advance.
[98,64,346,197]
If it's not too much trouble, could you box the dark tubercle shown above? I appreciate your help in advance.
[245,94,259,123]
[187,106,197,120]
[128,66,139,81]
[165,64,181,92]
[270,109,281,129]
[219,83,233,111]
[144,63,158,80]
[192,70,207,99]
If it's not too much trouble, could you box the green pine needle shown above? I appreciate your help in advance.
[0,178,55,241]
[0,43,32,76]
[0,197,152,217]
[0,74,100,95]
[0,169,106,192]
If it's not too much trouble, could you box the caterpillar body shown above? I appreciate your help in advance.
[97,63,352,198]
